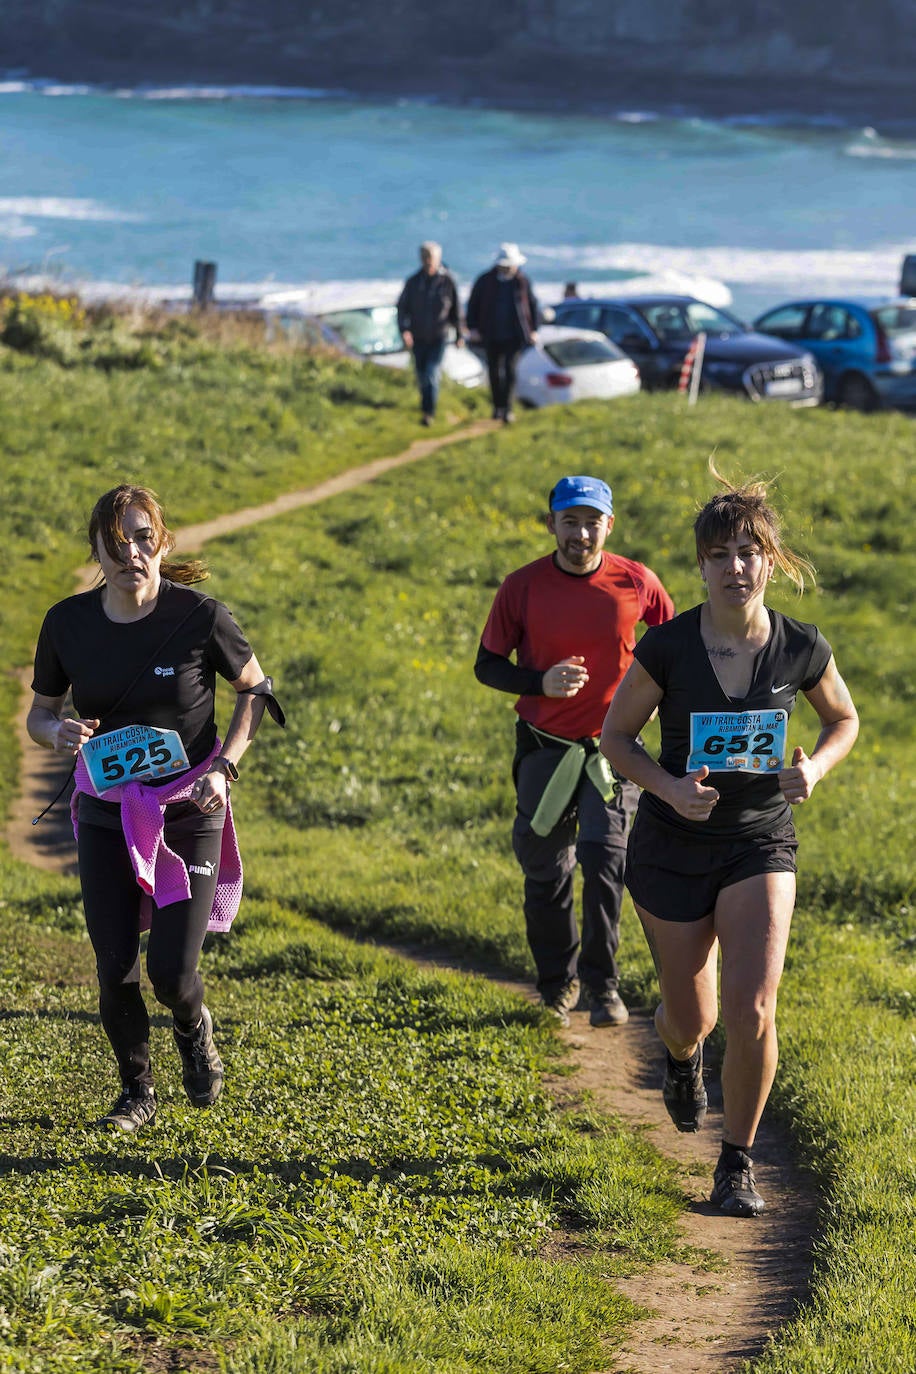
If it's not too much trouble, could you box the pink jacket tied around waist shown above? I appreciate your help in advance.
[71,741,243,933]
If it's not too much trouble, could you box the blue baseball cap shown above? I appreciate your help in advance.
[549,475,613,517]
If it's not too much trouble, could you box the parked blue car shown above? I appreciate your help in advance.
[754,298,916,411]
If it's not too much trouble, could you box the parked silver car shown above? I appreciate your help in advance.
[313,305,484,387]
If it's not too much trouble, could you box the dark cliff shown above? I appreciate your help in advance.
[2,0,915,122]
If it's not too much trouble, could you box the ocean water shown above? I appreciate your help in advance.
[1,81,914,320]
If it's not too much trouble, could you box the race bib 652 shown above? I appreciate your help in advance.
[687,709,787,774]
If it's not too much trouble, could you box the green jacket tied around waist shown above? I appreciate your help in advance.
[528,728,621,836]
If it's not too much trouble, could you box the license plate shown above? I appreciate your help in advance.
[688,709,787,774]
[765,377,803,397]
[83,725,190,793]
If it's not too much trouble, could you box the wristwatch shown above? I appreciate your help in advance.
[211,754,239,781]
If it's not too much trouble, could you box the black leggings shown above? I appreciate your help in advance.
[78,802,224,1091]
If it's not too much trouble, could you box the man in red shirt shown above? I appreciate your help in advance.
[475,475,674,1027]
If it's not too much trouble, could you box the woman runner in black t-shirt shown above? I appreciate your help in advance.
[28,485,283,1134]
[600,469,858,1216]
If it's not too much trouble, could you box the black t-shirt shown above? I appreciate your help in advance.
[32,579,253,773]
[633,605,832,839]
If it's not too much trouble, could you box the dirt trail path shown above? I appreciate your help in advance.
[7,417,815,1372]
[407,947,814,1374]
[557,1011,813,1372]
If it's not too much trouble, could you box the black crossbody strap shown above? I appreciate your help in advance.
[95,595,213,731]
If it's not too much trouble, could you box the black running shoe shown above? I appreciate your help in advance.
[539,978,581,1029]
[589,989,630,1028]
[98,1087,157,1134]
[711,1149,766,1216]
[173,1004,224,1108]
[662,1044,707,1132]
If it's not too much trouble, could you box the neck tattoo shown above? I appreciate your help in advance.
[707,644,738,659]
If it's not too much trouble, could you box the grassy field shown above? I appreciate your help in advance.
[1,319,914,1371]
[0,309,484,869]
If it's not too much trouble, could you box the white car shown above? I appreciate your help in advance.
[515,325,641,408]
[312,305,485,387]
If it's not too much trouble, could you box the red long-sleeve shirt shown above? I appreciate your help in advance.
[479,551,673,739]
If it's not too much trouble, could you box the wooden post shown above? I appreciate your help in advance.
[192,260,217,310]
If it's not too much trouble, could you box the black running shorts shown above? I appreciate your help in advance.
[625,807,798,923]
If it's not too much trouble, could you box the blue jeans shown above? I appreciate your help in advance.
[412,338,446,416]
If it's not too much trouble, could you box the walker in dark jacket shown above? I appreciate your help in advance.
[467,250,540,421]
[396,268,462,344]
[396,255,463,424]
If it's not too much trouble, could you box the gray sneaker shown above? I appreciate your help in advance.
[540,978,581,1028]
[589,990,630,1027]
[711,1148,766,1216]
[98,1087,157,1134]
[173,1004,224,1108]
[662,1044,707,1132]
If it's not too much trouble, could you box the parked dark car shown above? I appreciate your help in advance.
[553,294,822,404]
[753,298,916,411]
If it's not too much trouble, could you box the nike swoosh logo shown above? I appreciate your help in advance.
[771,682,792,693]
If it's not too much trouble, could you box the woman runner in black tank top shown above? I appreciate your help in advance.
[600,467,858,1217]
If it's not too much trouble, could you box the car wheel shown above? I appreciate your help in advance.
[837,372,879,412]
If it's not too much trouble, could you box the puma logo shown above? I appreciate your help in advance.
[188,861,216,877]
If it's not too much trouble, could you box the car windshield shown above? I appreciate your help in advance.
[872,304,916,343]
[320,306,403,356]
[544,337,623,367]
[638,301,745,341]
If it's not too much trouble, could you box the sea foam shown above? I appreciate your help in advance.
[0,77,343,102]
[527,242,910,293]
[845,127,916,160]
[0,197,143,223]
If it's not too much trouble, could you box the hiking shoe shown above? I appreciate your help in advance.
[173,1004,224,1108]
[711,1149,766,1217]
[539,978,581,1028]
[589,990,630,1028]
[98,1087,157,1134]
[662,1044,707,1132]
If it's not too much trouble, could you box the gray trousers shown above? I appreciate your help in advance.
[512,735,637,1000]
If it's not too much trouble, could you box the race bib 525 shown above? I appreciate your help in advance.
[82,725,190,794]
